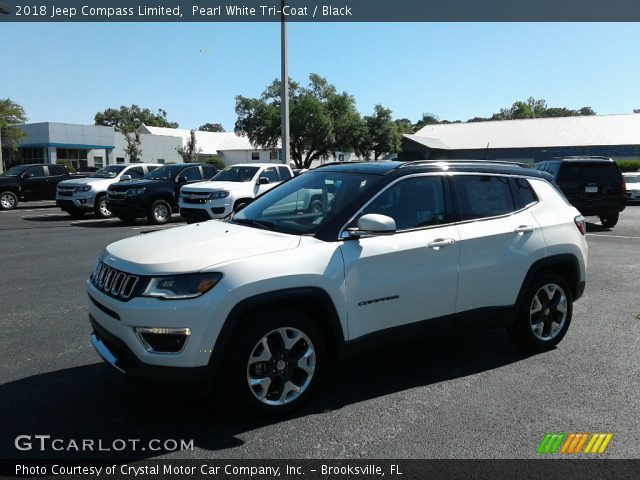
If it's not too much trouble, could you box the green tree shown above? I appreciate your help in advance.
[235,74,362,169]
[0,98,28,153]
[176,129,201,163]
[413,113,441,130]
[94,104,178,133]
[206,155,226,170]
[198,123,225,132]
[361,105,402,160]
[395,118,414,134]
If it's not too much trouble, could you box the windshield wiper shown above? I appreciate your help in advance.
[233,218,275,230]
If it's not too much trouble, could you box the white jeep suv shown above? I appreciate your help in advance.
[87,160,587,415]
[178,163,293,223]
[56,163,160,218]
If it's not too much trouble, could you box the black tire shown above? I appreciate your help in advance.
[0,191,18,211]
[308,198,324,214]
[508,273,573,351]
[93,194,112,218]
[147,199,172,225]
[599,213,619,229]
[117,215,137,224]
[222,309,327,416]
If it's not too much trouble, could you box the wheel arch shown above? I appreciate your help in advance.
[516,254,583,305]
[208,287,346,372]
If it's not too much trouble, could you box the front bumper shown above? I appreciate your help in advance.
[179,199,231,220]
[56,192,97,211]
[106,197,148,218]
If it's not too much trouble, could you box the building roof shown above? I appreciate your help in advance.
[138,125,275,153]
[408,114,640,150]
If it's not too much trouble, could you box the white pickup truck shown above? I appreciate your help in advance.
[178,163,293,223]
[56,164,160,218]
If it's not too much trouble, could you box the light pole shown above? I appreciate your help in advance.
[280,0,290,166]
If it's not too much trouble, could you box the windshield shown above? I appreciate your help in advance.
[233,170,380,235]
[1,166,29,177]
[624,174,640,183]
[145,165,184,181]
[90,165,126,178]
[213,166,259,182]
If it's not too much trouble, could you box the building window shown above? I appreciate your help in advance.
[270,150,278,161]
[339,154,345,162]
[116,157,125,164]
[21,148,45,163]
[94,156,103,168]
[251,152,260,161]
[157,159,165,164]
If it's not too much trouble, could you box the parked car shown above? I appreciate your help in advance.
[533,157,626,228]
[0,164,72,210]
[87,160,587,415]
[622,172,640,203]
[106,163,217,224]
[178,163,294,223]
[56,163,161,219]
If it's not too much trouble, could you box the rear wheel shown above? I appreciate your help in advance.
[599,213,619,228]
[94,194,112,218]
[0,191,18,210]
[223,309,326,416]
[148,199,171,225]
[509,273,573,351]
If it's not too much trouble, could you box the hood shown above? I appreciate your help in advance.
[109,179,159,191]
[0,176,18,185]
[58,177,113,188]
[103,220,301,274]
[181,180,251,193]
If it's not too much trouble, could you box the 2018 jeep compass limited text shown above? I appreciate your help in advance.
[88,161,587,414]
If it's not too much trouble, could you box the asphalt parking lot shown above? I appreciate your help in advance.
[0,201,639,460]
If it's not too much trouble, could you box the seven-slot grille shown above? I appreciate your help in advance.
[57,185,76,196]
[92,261,140,300]
[181,191,210,204]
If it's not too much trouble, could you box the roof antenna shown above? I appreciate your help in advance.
[484,142,490,160]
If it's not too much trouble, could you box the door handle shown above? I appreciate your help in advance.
[428,238,456,249]
[514,225,536,234]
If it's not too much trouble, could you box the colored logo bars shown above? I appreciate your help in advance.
[537,432,613,455]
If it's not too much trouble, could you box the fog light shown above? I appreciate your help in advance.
[80,199,87,204]
[135,327,191,353]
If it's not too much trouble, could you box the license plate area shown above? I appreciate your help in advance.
[585,186,598,193]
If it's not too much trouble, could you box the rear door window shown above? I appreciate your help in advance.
[511,178,538,209]
[126,167,144,179]
[25,166,46,178]
[202,166,217,179]
[180,167,202,182]
[261,167,280,183]
[48,165,67,176]
[278,167,292,180]
[454,175,516,220]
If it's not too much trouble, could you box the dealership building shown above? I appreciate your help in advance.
[3,122,284,171]
[400,114,640,162]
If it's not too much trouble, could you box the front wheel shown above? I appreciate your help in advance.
[599,213,619,228]
[148,199,171,225]
[94,194,112,218]
[509,273,573,351]
[224,309,326,416]
[0,191,18,210]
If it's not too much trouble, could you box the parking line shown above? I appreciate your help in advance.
[69,218,117,225]
[587,233,640,239]
[21,213,64,219]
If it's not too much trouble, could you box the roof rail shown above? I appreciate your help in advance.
[399,159,531,169]
[551,156,613,161]
[314,161,368,169]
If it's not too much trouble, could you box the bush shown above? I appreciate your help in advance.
[56,160,76,173]
[206,155,226,171]
[615,160,640,172]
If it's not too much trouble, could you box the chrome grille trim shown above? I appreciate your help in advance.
[91,261,140,300]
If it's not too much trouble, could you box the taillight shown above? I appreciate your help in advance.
[574,215,586,236]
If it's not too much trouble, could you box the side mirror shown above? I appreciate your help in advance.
[234,200,251,213]
[347,214,396,237]
[120,175,132,182]
[176,176,188,184]
[258,177,270,185]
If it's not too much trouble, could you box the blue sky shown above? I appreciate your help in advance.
[2,22,639,129]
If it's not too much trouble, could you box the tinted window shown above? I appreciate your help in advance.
[25,166,46,178]
[127,167,144,179]
[261,167,280,183]
[213,166,259,182]
[362,176,446,230]
[455,175,515,220]
[181,167,202,182]
[202,166,217,179]
[513,178,538,208]
[558,163,620,183]
[49,165,67,176]
[278,167,292,180]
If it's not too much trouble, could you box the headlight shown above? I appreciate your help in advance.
[126,188,146,196]
[75,185,92,193]
[142,273,222,300]
[209,190,229,200]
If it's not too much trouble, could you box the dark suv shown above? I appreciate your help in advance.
[106,163,217,224]
[534,157,626,228]
[0,164,72,210]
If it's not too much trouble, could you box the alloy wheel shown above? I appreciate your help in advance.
[246,327,316,406]
[1,193,16,209]
[529,283,567,341]
[99,198,112,217]
[154,204,169,222]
